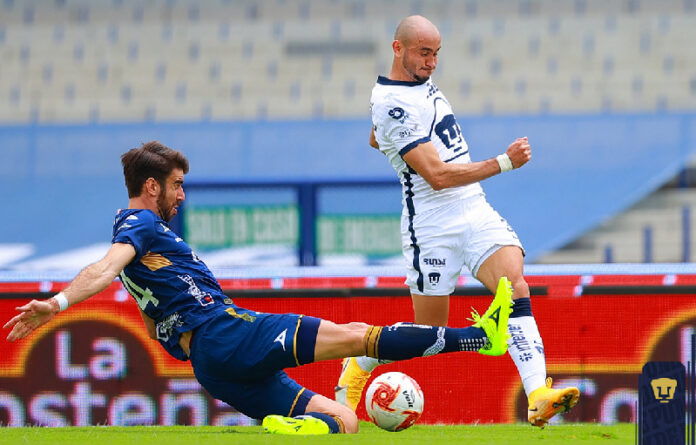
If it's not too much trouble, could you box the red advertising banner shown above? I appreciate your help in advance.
[0,274,695,426]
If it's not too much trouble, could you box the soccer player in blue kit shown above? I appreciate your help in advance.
[4,141,513,434]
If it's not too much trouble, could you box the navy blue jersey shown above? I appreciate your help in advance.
[112,208,232,361]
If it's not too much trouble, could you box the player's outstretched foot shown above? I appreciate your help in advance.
[527,377,581,428]
[335,357,371,411]
[470,276,514,356]
[262,415,330,435]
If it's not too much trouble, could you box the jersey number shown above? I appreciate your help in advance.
[120,271,160,310]
[434,114,463,150]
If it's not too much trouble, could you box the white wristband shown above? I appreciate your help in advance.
[54,292,69,312]
[496,153,514,173]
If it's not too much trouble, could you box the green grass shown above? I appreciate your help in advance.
[0,422,635,445]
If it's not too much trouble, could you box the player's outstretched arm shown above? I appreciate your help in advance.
[402,137,531,190]
[3,242,136,342]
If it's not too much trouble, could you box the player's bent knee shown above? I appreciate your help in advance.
[331,403,359,433]
[306,394,359,433]
[340,322,370,356]
[345,321,370,331]
[337,322,369,341]
[316,320,369,359]
[341,408,359,433]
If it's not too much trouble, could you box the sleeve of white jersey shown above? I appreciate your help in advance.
[373,94,430,158]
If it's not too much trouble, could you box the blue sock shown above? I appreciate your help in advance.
[303,412,341,434]
[510,297,533,318]
[365,323,487,361]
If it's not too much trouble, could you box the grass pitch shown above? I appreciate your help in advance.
[1,422,634,445]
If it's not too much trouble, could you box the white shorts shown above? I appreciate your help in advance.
[400,195,524,296]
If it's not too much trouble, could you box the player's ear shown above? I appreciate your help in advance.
[144,177,159,197]
[392,40,402,56]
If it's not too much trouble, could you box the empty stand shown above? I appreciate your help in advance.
[0,0,694,122]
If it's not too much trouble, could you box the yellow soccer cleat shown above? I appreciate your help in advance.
[335,357,371,411]
[262,414,330,435]
[470,276,514,356]
[527,377,581,428]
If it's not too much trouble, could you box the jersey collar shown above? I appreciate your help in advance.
[377,75,428,86]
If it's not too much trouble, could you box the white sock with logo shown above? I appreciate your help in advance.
[508,316,548,396]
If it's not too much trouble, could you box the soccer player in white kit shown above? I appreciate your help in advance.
[335,15,579,428]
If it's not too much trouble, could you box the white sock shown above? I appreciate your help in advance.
[507,316,547,396]
[355,356,384,373]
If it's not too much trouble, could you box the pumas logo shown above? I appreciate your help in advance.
[651,377,677,403]
[388,107,407,123]
[428,272,441,286]
[424,258,446,267]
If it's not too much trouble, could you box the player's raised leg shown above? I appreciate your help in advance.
[334,295,446,411]
[476,246,580,427]
[336,246,454,410]
[333,289,512,410]
[334,296,446,411]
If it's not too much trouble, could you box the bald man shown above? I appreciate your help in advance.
[336,15,579,428]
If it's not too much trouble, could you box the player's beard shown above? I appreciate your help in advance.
[156,190,175,222]
[402,60,430,83]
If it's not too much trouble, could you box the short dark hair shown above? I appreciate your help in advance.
[121,141,190,198]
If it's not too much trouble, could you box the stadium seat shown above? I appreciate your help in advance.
[0,0,694,121]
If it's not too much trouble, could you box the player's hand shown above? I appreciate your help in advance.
[3,299,59,342]
[506,137,532,169]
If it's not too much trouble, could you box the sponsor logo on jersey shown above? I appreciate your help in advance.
[179,274,214,306]
[140,252,173,272]
[156,312,184,342]
[424,257,446,267]
[274,329,287,351]
[388,106,408,123]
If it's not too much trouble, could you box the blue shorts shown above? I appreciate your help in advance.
[188,306,322,420]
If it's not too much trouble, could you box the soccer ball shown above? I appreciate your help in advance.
[365,372,424,432]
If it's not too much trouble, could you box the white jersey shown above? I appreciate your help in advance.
[371,76,483,215]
